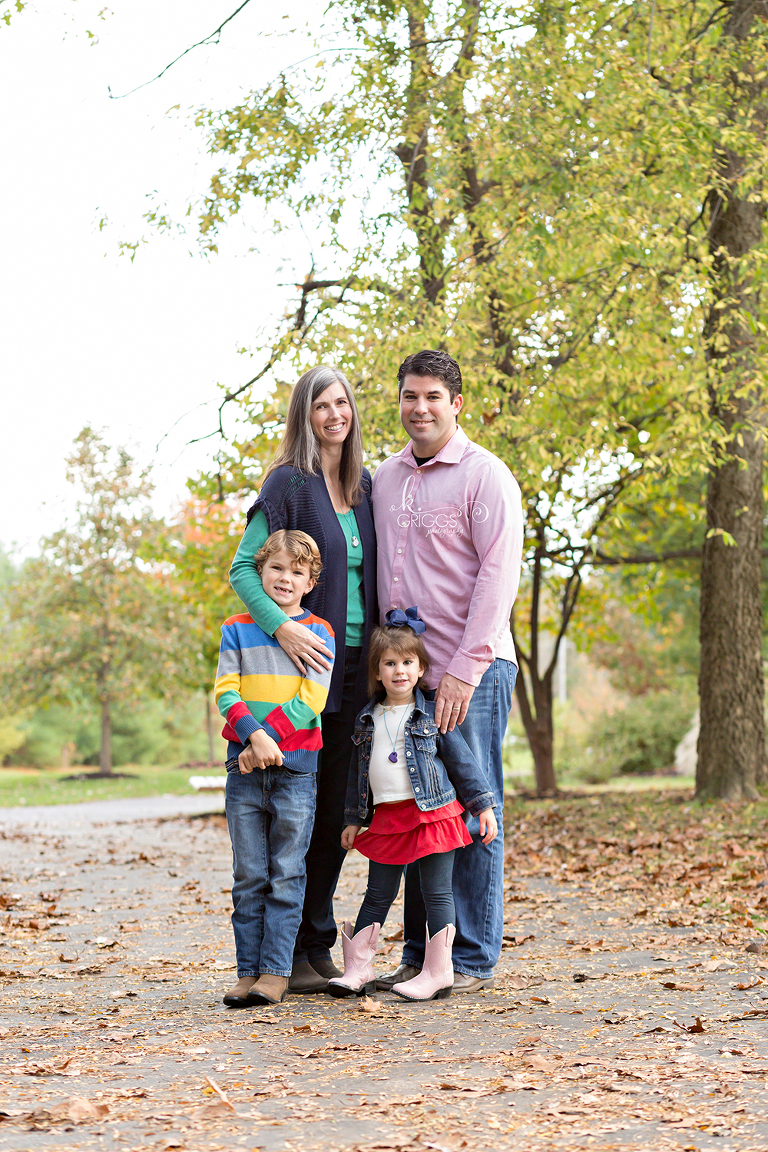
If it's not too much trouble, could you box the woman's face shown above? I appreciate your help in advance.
[310,384,353,450]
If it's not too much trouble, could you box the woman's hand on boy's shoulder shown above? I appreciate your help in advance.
[275,619,333,675]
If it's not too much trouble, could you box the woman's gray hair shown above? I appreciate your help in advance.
[262,365,365,506]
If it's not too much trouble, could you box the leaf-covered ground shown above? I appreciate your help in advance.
[1,790,768,1151]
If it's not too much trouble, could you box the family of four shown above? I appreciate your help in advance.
[213,349,523,1007]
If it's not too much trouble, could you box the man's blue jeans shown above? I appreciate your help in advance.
[401,659,516,978]
[225,759,316,978]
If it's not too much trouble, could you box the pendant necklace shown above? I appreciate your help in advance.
[382,704,408,763]
[344,509,360,548]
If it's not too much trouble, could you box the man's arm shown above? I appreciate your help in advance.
[435,462,523,732]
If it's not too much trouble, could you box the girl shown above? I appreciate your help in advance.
[328,609,498,1002]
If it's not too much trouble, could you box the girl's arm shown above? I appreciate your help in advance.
[341,825,362,850]
[436,723,497,818]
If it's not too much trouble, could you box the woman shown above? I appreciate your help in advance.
[229,365,377,993]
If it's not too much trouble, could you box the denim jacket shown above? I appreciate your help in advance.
[344,688,497,825]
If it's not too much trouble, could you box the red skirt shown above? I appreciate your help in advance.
[353,798,472,865]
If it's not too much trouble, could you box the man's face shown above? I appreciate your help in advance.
[399,374,463,455]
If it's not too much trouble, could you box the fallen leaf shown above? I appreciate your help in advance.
[203,1076,235,1110]
[27,1096,109,1124]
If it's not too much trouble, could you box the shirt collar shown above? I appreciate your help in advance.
[399,425,468,469]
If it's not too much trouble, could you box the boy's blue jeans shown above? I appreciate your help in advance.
[225,755,316,978]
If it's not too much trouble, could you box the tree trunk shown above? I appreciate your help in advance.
[514,664,557,795]
[99,695,113,776]
[697,0,768,800]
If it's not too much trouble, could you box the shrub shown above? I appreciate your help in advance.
[580,692,695,781]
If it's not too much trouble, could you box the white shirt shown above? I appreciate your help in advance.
[369,702,416,804]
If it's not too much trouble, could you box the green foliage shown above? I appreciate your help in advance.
[4,693,213,770]
[0,430,204,772]
[579,693,696,783]
[0,764,201,809]
[153,0,768,791]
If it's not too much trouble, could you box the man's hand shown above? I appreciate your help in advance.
[434,673,475,733]
[239,730,283,774]
[478,807,498,844]
[275,619,334,675]
[341,825,362,850]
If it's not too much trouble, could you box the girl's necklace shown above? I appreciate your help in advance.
[382,703,408,763]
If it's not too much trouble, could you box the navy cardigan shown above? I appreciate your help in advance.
[246,466,377,713]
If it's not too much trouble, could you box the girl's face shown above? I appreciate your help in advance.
[310,384,353,450]
[377,646,424,705]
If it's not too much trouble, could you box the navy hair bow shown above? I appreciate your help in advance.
[385,607,427,635]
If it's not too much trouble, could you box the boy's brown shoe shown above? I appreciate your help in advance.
[223,976,257,1007]
[247,974,289,1005]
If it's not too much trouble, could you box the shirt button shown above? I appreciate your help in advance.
[397,549,402,554]
[416,469,421,473]
[394,577,399,582]
[415,787,421,792]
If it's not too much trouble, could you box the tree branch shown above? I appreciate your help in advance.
[108,0,254,99]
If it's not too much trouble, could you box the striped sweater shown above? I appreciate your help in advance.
[214,610,335,772]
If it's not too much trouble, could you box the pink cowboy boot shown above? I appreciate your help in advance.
[327,921,380,998]
[391,925,455,1002]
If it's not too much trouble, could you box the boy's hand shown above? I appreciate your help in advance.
[341,825,362,850]
[478,807,498,844]
[239,730,283,774]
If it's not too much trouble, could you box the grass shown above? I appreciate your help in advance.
[0,764,212,808]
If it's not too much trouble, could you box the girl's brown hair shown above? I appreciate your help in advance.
[367,626,430,697]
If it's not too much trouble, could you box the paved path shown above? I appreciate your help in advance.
[0,800,767,1151]
[0,792,224,832]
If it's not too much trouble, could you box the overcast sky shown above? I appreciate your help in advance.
[1,0,329,557]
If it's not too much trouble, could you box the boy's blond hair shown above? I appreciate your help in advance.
[255,529,322,582]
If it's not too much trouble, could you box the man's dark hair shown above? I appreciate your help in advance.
[397,349,463,401]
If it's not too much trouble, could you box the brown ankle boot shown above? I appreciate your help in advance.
[247,974,289,1005]
[223,976,257,1007]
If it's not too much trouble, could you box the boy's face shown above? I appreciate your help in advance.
[260,548,315,615]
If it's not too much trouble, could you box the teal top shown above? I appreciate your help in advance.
[336,509,365,647]
[229,507,365,645]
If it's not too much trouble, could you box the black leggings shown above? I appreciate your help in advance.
[354,850,456,937]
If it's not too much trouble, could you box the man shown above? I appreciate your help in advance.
[371,349,523,993]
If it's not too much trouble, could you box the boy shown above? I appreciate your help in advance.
[214,529,335,1007]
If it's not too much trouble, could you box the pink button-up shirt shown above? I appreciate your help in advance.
[372,426,524,689]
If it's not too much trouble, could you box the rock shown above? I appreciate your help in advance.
[674,712,699,776]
